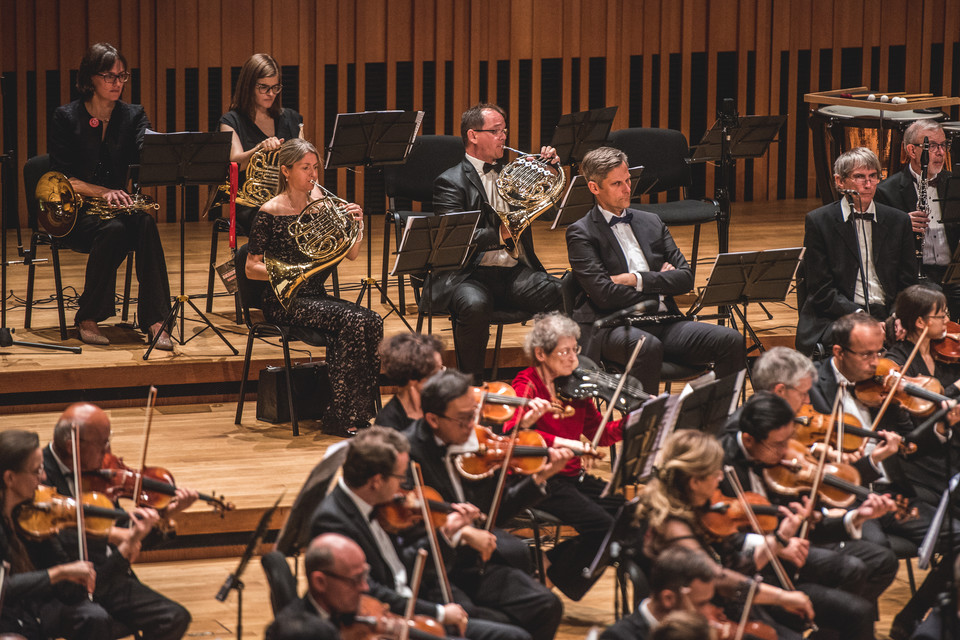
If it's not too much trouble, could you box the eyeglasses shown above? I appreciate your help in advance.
[475,128,508,138]
[847,172,879,184]
[95,72,131,85]
[928,313,949,321]
[323,567,370,588]
[759,439,791,453]
[841,347,885,359]
[438,413,475,429]
[553,345,582,358]
[256,83,283,95]
[910,141,951,152]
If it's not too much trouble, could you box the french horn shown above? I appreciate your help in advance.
[495,146,566,259]
[35,171,159,238]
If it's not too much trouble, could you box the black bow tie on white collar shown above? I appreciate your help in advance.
[851,211,874,222]
[482,162,500,174]
[609,211,634,227]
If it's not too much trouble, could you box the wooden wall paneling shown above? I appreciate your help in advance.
[87,0,120,50]
[639,0,659,130]
[15,1,31,223]
[702,0,725,200]
[945,0,959,120]
[197,0,221,136]
[434,0,452,137]
[736,0,756,199]
[298,0,316,145]
[755,0,775,201]
[384,0,410,113]
[449,0,470,127]
[604,0,623,135]
[904,1,924,93]
[560,0,579,120]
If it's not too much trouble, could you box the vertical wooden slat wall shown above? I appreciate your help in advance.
[3,0,960,226]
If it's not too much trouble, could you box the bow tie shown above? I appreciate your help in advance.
[609,212,634,227]
[482,162,500,174]
[851,211,874,222]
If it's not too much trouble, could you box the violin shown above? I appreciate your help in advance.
[854,358,946,416]
[13,485,127,541]
[700,489,780,539]
[702,603,777,640]
[340,594,444,640]
[472,382,573,423]
[764,440,918,522]
[84,452,234,514]
[933,321,960,364]
[455,426,550,480]
[555,366,650,414]
[793,404,916,454]
[375,486,458,534]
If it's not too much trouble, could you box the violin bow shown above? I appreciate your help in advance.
[131,386,158,510]
[69,421,93,600]
[485,389,529,532]
[411,461,453,604]
[797,385,843,541]
[402,549,428,640]
[869,326,928,431]
[722,466,794,591]
[592,337,646,450]
[733,575,762,640]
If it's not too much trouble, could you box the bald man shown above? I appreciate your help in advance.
[31,403,193,640]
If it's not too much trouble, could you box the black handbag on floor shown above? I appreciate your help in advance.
[256,362,332,423]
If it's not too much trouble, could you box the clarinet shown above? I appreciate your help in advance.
[916,137,930,282]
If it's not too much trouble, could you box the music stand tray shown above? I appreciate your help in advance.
[138,130,236,359]
[668,369,745,436]
[603,394,672,498]
[388,211,480,334]
[690,115,787,163]
[937,175,960,226]
[323,110,424,312]
[548,106,619,166]
[551,166,644,229]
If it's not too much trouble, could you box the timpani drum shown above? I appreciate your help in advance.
[809,104,947,204]
[941,122,960,170]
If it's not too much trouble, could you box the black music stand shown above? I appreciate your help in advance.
[548,107,619,166]
[138,131,236,359]
[388,211,480,335]
[551,167,644,229]
[669,369,745,436]
[937,175,960,225]
[324,110,424,311]
[689,247,804,359]
[602,394,672,499]
[690,101,786,255]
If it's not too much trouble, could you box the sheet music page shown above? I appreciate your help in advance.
[390,215,429,276]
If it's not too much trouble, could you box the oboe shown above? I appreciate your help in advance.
[916,136,930,282]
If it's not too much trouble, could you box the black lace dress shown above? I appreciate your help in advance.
[248,210,383,433]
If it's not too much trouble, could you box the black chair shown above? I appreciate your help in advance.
[450,309,533,381]
[233,243,331,437]
[381,135,464,313]
[261,550,299,615]
[23,154,134,341]
[608,128,721,280]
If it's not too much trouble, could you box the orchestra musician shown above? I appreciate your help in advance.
[796,147,917,354]
[402,369,568,640]
[244,138,382,437]
[503,312,626,600]
[376,332,446,431]
[720,392,898,640]
[430,103,563,382]
[218,53,303,235]
[565,146,745,395]
[632,429,813,638]
[264,533,360,640]
[599,547,717,640]
[307,426,531,640]
[876,120,960,318]
[48,42,173,350]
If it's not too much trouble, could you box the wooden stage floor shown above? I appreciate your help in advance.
[0,198,920,638]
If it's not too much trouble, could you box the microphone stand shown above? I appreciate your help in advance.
[843,190,872,317]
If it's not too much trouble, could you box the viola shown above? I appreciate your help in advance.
[700,489,780,539]
[933,321,960,364]
[13,485,127,541]
[793,404,916,454]
[702,603,777,640]
[84,452,234,514]
[764,440,918,522]
[375,486,457,534]
[471,382,573,424]
[340,594,444,640]
[455,426,550,480]
[854,358,947,416]
[555,366,650,414]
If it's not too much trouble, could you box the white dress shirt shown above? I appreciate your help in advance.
[465,153,518,268]
[908,164,950,267]
[839,198,885,307]
[598,206,667,313]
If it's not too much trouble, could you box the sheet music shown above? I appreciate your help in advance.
[919,472,960,569]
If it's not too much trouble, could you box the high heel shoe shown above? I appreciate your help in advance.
[76,321,109,345]
[148,325,173,351]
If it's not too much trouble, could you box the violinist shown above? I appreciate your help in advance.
[632,430,813,639]
[599,547,716,640]
[720,392,897,639]
[0,429,179,640]
[503,312,626,600]
[376,333,446,431]
[307,426,527,640]
[403,370,568,640]
[264,533,361,640]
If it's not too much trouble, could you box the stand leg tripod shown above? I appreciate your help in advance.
[144,184,238,360]
[355,274,413,331]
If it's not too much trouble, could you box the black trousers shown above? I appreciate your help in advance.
[812,535,899,619]
[597,319,746,394]
[62,212,172,333]
[537,474,624,600]
[449,265,562,381]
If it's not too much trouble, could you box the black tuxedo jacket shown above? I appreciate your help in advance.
[307,485,440,617]
[264,596,339,640]
[402,419,546,525]
[428,157,544,310]
[797,200,916,353]
[565,205,694,360]
[876,168,960,252]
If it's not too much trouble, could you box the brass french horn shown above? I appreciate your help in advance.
[35,171,159,238]
[264,180,361,310]
[495,146,566,259]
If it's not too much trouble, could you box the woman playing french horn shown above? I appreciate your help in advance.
[245,138,383,437]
